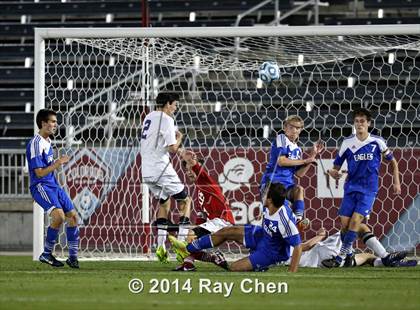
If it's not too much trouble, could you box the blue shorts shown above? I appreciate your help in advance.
[31,184,74,215]
[244,224,280,271]
[338,192,376,218]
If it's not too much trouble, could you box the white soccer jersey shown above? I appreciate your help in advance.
[285,232,342,268]
[140,111,178,178]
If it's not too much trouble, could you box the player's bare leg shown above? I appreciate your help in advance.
[229,257,254,272]
[177,196,192,242]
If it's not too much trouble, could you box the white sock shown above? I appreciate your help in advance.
[365,237,388,258]
[373,258,384,267]
[157,229,167,249]
[178,226,189,242]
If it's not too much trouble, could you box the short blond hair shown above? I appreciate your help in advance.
[284,115,304,127]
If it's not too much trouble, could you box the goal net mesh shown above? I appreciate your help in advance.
[42,30,420,259]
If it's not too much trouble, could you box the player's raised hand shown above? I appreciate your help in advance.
[175,130,183,140]
[328,168,343,180]
[304,156,317,165]
[313,140,325,155]
[393,183,401,195]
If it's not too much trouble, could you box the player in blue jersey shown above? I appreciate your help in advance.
[26,109,79,268]
[170,183,303,272]
[260,115,323,223]
[322,108,402,268]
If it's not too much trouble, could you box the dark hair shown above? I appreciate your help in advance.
[156,92,180,108]
[36,109,57,129]
[353,108,371,122]
[181,158,204,168]
[266,183,287,208]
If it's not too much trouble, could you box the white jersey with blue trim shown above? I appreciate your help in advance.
[261,201,301,261]
[261,133,303,189]
[333,134,393,195]
[26,134,59,189]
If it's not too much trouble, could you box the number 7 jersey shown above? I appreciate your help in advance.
[333,134,393,195]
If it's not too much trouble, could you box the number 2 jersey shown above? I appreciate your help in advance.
[140,111,178,178]
[334,133,393,195]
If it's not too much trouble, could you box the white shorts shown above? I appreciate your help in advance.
[143,174,185,201]
[199,218,233,234]
[286,232,342,268]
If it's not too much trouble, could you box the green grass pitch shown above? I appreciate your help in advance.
[0,256,419,310]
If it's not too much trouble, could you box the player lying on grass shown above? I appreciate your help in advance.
[171,150,235,271]
[260,115,324,223]
[170,183,303,272]
[322,108,402,268]
[287,228,416,268]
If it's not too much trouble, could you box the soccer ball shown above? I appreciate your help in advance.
[259,61,280,83]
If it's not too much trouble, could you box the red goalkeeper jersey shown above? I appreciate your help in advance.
[192,163,235,224]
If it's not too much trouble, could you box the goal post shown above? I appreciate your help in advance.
[34,25,420,260]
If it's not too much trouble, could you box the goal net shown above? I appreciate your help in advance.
[34,26,420,260]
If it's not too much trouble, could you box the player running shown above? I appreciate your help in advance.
[322,108,402,268]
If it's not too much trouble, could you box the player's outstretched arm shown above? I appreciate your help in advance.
[301,228,327,251]
[388,158,401,195]
[34,155,69,178]
[327,165,343,180]
[288,244,302,273]
[277,155,316,168]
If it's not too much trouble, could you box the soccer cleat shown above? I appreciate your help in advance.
[343,253,356,267]
[156,245,169,264]
[173,262,196,272]
[392,259,417,267]
[212,250,229,270]
[168,235,190,261]
[321,256,343,268]
[381,251,407,267]
[39,253,64,267]
[66,257,80,269]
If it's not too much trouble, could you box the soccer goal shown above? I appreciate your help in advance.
[34,25,420,260]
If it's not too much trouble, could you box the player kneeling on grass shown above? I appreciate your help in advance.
[287,228,416,268]
[26,109,79,268]
[172,150,235,271]
[170,183,303,272]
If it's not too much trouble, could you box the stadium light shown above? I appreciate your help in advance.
[189,12,196,22]
[109,56,115,67]
[263,125,270,138]
[25,102,31,113]
[388,52,395,64]
[153,78,159,88]
[24,57,33,68]
[347,77,355,88]
[20,15,27,24]
[378,9,384,19]
[396,100,402,111]
[337,35,344,42]
[256,78,263,89]
[194,56,200,69]
[306,101,313,112]
[67,80,74,90]
[106,14,114,23]
[4,115,11,124]
[215,101,222,112]
[298,54,304,65]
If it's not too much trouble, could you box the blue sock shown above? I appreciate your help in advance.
[338,230,358,258]
[293,200,304,218]
[340,231,346,242]
[44,227,59,255]
[186,235,214,253]
[66,226,79,259]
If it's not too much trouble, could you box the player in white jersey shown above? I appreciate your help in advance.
[322,108,402,268]
[288,228,416,268]
[140,92,192,263]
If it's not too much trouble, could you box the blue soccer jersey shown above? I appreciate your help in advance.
[261,133,303,189]
[333,134,393,195]
[244,201,302,269]
[26,134,59,189]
